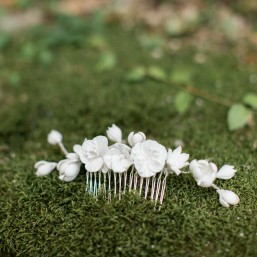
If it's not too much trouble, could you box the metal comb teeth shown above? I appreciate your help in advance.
[85,167,169,210]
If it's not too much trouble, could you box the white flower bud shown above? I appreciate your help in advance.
[189,160,217,187]
[57,153,81,182]
[128,132,146,147]
[217,189,240,208]
[34,161,57,176]
[106,124,122,143]
[47,130,63,145]
[216,165,236,180]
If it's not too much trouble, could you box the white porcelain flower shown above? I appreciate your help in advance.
[34,161,57,176]
[57,153,82,182]
[106,124,122,143]
[166,146,189,175]
[189,160,217,187]
[74,136,109,173]
[104,144,133,173]
[110,142,131,153]
[216,165,236,180]
[128,132,146,147]
[131,140,167,177]
[47,130,63,145]
[217,189,240,208]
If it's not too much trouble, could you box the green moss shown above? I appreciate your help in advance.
[0,24,257,257]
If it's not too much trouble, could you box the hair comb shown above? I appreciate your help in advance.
[35,124,240,209]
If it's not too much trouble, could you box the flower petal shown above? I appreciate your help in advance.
[173,146,182,155]
[65,163,81,177]
[216,165,236,180]
[66,153,79,160]
[219,197,230,208]
[101,163,109,173]
[34,160,47,169]
[110,143,131,153]
[112,156,126,173]
[86,157,103,172]
[148,158,164,173]
[36,162,56,176]
[57,159,69,174]
[94,136,108,154]
[62,174,78,182]
[172,168,182,176]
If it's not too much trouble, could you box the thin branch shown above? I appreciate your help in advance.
[183,84,233,107]
[161,80,234,108]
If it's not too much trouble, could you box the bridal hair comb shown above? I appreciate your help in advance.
[35,125,240,209]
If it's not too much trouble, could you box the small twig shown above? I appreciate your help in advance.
[161,80,234,108]
[183,84,233,107]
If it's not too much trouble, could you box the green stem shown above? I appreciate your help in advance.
[161,80,234,108]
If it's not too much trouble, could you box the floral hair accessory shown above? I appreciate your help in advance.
[34,125,240,209]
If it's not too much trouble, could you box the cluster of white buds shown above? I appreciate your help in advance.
[34,124,240,209]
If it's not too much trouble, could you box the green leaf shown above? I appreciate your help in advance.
[125,66,146,83]
[38,50,53,66]
[90,10,107,32]
[138,34,164,50]
[227,104,252,131]
[9,72,21,87]
[88,34,107,50]
[16,0,31,9]
[0,33,10,50]
[96,52,117,72]
[148,66,167,82]
[170,70,191,84]
[243,93,257,110]
[165,19,184,36]
[20,43,36,61]
[174,91,194,114]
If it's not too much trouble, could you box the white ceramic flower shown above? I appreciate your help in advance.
[166,146,189,175]
[106,124,122,143]
[110,142,131,153]
[217,189,240,208]
[128,132,146,147]
[189,160,217,187]
[104,144,133,173]
[57,153,82,182]
[47,130,63,145]
[131,140,167,177]
[34,161,57,176]
[216,165,236,180]
[74,136,109,173]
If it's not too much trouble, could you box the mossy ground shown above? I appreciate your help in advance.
[0,22,257,257]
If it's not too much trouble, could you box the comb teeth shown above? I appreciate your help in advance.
[84,168,169,210]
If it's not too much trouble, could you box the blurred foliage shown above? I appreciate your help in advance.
[0,33,10,50]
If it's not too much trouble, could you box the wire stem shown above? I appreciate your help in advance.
[212,183,221,191]
[58,142,68,156]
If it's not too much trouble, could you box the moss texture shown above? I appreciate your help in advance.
[0,24,257,257]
